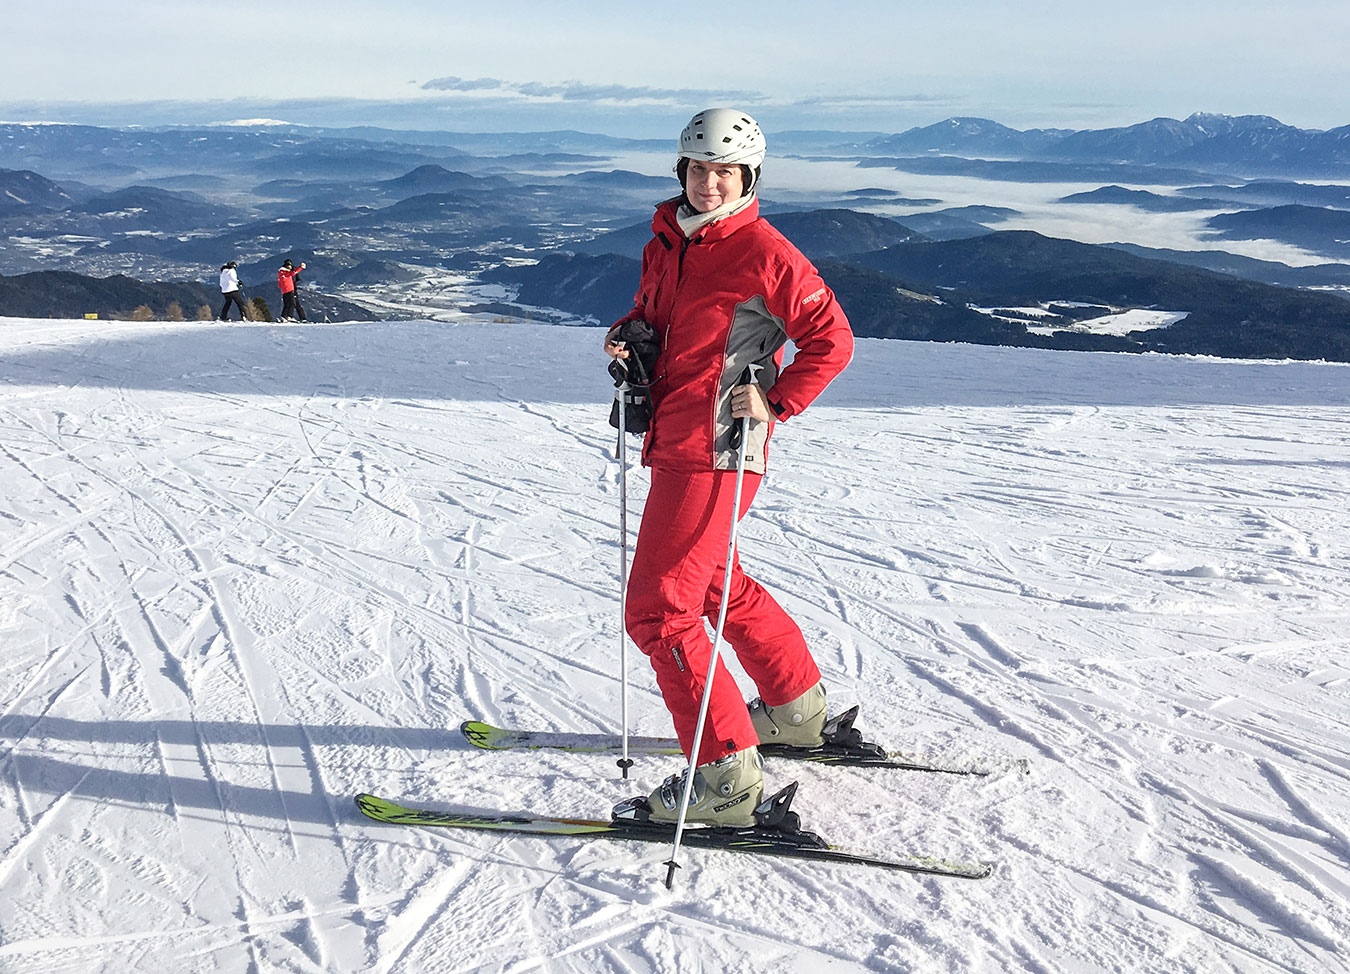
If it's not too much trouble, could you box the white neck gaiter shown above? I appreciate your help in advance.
[676,191,757,237]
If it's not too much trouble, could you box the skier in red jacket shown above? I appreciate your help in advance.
[605,108,854,827]
[277,259,307,321]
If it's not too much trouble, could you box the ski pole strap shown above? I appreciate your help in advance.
[608,351,651,389]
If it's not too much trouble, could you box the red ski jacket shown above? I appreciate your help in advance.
[277,266,301,293]
[612,196,853,474]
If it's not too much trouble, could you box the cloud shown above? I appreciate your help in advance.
[793,93,958,108]
[415,78,971,129]
[421,77,763,106]
[421,77,511,93]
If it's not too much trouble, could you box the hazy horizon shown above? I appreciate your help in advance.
[0,99,1342,143]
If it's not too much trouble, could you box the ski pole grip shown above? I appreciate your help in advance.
[728,364,762,453]
[607,341,630,388]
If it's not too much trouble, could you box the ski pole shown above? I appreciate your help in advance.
[615,345,634,780]
[664,364,760,889]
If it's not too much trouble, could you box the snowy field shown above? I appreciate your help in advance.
[1,315,1348,973]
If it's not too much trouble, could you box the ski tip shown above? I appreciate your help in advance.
[460,719,506,749]
[354,793,390,819]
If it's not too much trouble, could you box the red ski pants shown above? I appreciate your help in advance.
[625,467,821,766]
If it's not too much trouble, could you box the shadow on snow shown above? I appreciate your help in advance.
[0,715,469,827]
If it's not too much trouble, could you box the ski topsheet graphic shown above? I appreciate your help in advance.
[355,793,995,880]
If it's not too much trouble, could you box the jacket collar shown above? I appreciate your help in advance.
[653,194,760,243]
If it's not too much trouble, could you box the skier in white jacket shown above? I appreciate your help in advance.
[218,261,248,321]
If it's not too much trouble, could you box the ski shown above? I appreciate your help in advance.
[460,710,1003,777]
[354,792,994,880]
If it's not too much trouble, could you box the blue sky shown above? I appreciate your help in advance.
[5,0,1347,135]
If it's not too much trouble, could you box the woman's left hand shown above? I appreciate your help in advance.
[730,383,772,422]
[603,330,629,360]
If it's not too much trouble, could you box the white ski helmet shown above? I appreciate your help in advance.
[677,108,767,168]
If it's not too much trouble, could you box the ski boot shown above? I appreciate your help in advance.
[752,687,889,761]
[749,683,828,747]
[613,768,814,841]
[639,747,764,828]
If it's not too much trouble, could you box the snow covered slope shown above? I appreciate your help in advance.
[1,316,1348,973]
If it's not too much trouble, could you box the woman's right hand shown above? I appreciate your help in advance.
[603,331,629,360]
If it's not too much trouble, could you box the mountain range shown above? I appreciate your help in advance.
[863,113,1350,177]
[487,216,1350,362]
[0,168,73,212]
[1206,205,1350,259]
[1055,186,1259,213]
[2,114,1350,360]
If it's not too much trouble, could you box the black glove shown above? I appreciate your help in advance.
[607,319,660,434]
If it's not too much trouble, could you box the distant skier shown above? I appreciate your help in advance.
[218,261,248,321]
[277,259,307,321]
[604,109,853,827]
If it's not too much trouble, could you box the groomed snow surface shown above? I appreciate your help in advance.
[2,316,1348,973]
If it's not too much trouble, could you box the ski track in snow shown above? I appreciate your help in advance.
[1,316,1349,972]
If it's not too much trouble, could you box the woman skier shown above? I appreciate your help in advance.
[604,108,854,827]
